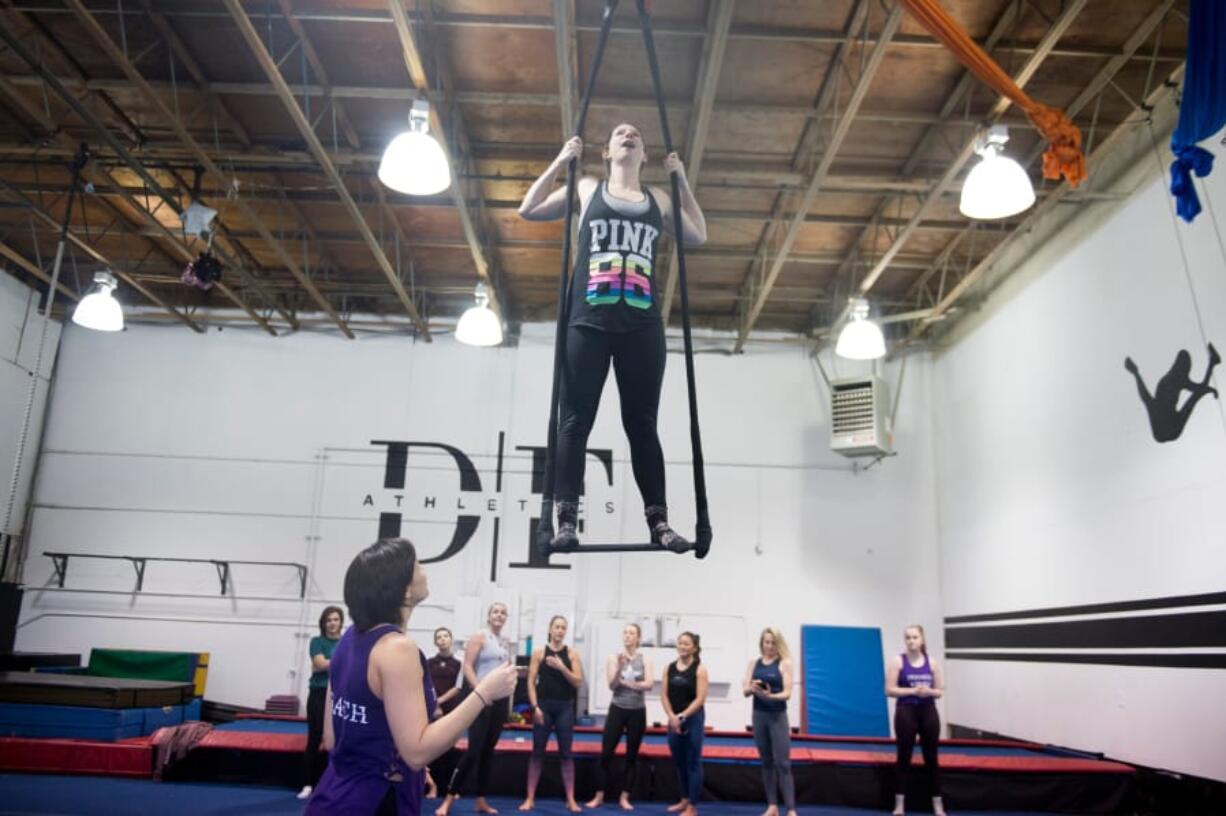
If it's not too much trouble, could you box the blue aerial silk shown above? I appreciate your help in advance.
[1170,0,1226,223]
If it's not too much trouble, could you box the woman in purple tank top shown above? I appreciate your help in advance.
[306,539,518,815]
[884,625,946,816]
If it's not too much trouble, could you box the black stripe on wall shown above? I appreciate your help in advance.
[944,590,1226,625]
[945,610,1226,650]
[946,651,1226,670]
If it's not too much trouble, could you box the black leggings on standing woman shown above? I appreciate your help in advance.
[447,701,509,797]
[303,686,328,786]
[894,703,941,797]
[556,322,666,505]
[593,704,647,798]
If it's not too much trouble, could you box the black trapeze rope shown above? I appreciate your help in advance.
[535,0,712,559]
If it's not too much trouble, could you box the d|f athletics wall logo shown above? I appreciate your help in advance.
[361,433,615,574]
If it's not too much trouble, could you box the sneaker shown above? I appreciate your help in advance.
[297,786,313,800]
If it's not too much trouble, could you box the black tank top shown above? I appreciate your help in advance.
[666,659,700,713]
[570,181,665,332]
[536,645,576,701]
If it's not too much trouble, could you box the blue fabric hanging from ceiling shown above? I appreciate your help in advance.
[1170,0,1226,223]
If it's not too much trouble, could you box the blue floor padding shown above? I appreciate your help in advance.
[216,719,308,734]
[0,779,1060,816]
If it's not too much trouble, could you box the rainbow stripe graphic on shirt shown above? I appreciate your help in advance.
[586,251,624,305]
[585,251,654,308]
[622,253,652,310]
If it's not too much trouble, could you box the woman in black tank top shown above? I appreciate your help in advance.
[521,615,584,812]
[661,631,708,816]
[519,123,708,552]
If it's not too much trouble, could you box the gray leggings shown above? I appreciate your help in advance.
[752,709,795,809]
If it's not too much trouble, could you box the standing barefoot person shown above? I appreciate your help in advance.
[520,616,584,812]
[742,628,796,816]
[425,627,465,798]
[437,603,514,816]
[587,623,653,811]
[885,625,946,816]
[661,632,708,816]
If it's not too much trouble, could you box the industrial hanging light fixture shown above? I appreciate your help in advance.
[71,271,124,332]
[959,125,1036,220]
[835,298,886,360]
[455,283,502,347]
[378,99,451,196]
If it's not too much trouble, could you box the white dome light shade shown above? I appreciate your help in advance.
[959,125,1035,220]
[378,100,451,196]
[71,271,124,332]
[455,284,503,347]
[835,299,886,360]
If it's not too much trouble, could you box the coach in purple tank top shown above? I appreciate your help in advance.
[306,539,517,815]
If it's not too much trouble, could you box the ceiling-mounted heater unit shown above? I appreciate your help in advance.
[830,376,892,457]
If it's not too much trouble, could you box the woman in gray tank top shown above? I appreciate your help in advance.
[438,602,513,816]
[586,622,654,810]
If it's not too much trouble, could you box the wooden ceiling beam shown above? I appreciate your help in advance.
[386,0,507,323]
[840,0,1090,310]
[809,0,1025,335]
[63,0,353,336]
[0,175,203,332]
[11,6,1182,63]
[733,1,903,351]
[221,0,430,339]
[900,2,1181,346]
[658,0,735,323]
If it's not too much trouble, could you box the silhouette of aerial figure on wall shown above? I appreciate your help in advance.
[1124,343,1220,443]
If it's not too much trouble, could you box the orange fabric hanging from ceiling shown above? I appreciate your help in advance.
[898,0,1086,187]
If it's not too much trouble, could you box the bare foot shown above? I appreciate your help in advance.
[891,809,904,816]
[436,795,456,816]
[566,801,582,813]
[681,805,698,816]
[617,795,634,812]
[518,801,534,812]
[585,794,604,809]
[475,798,499,815]
[666,801,688,814]
[761,807,779,816]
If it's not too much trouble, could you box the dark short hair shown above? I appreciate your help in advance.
[434,627,453,641]
[318,605,345,637]
[343,538,418,632]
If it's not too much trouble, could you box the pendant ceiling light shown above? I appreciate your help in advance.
[378,99,451,196]
[959,125,1036,220]
[835,298,886,360]
[455,283,503,347]
[71,271,124,332]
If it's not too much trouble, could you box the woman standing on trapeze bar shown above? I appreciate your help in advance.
[518,123,707,550]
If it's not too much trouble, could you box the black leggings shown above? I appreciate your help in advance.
[448,700,508,797]
[556,323,666,506]
[303,685,328,786]
[593,704,647,798]
[894,703,941,797]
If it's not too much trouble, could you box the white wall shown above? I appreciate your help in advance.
[932,129,1226,781]
[16,319,941,730]
[0,273,61,570]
